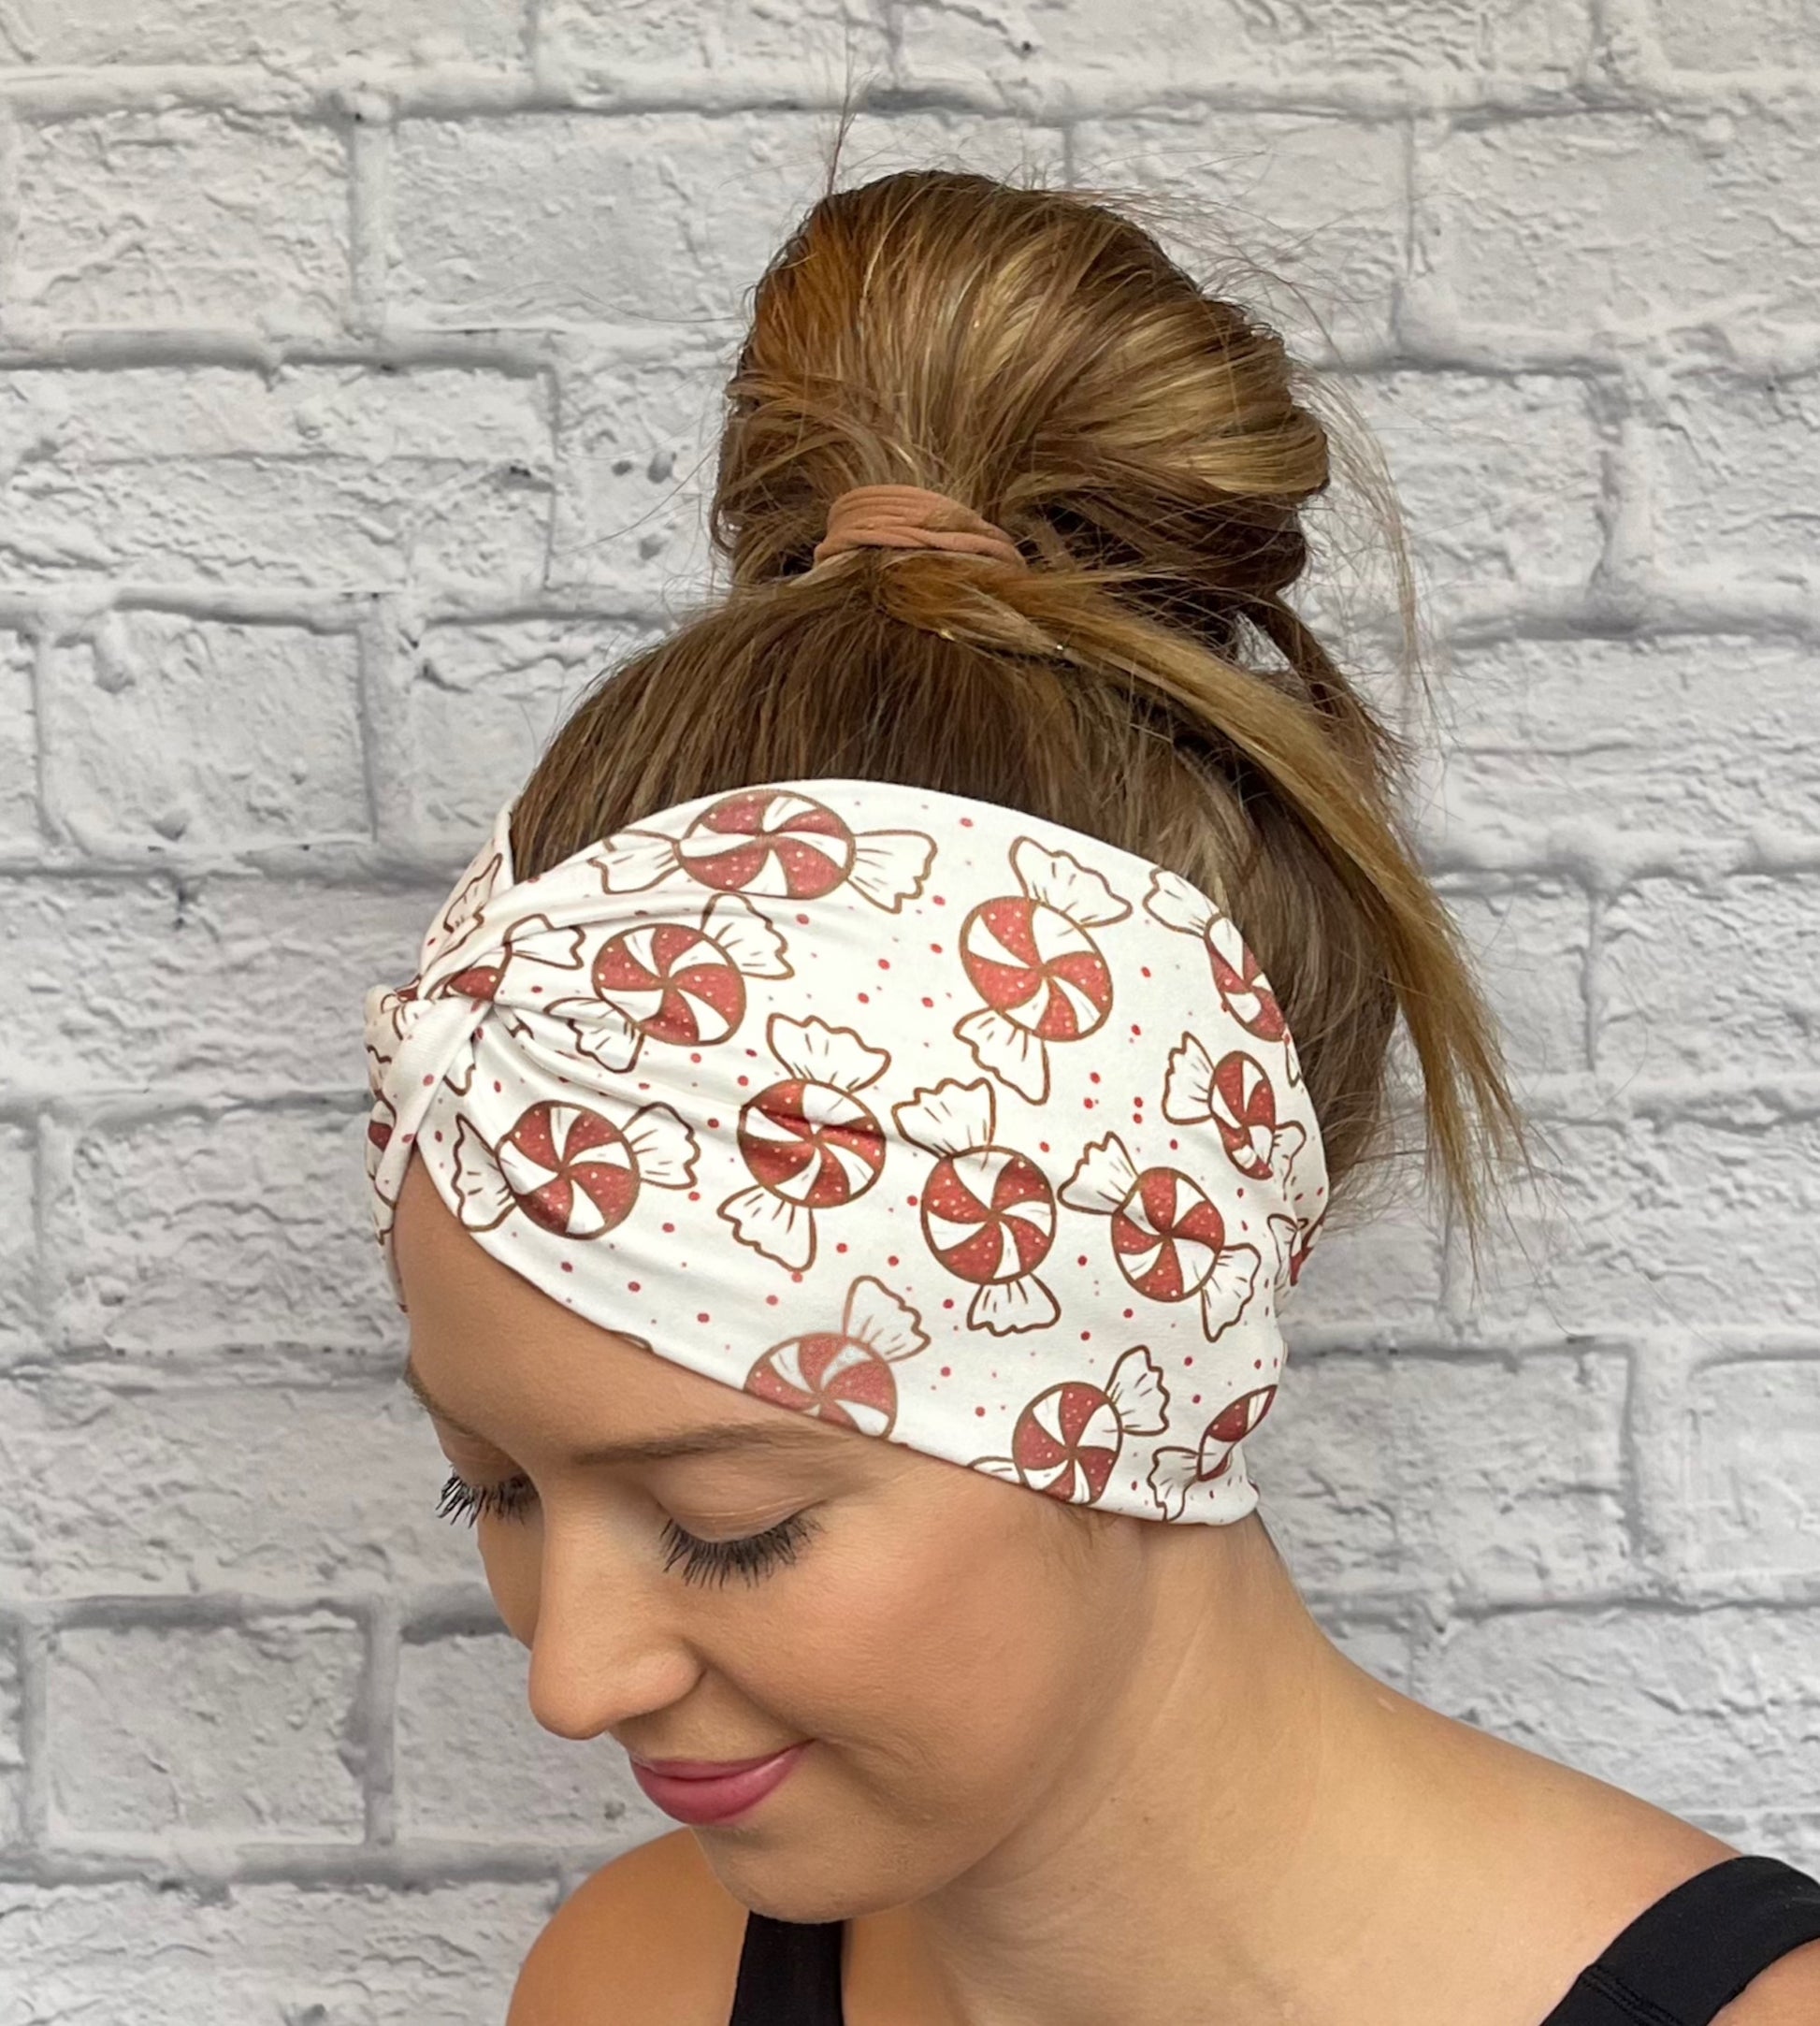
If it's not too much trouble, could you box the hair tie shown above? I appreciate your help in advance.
[811,484,1027,571]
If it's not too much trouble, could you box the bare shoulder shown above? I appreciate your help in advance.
[1712,1938,1820,2024]
[1537,1802,1820,2026]
[508,1829,750,2026]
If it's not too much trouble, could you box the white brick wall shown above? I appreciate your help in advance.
[0,1,1815,2015]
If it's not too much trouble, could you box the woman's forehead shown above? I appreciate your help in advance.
[395,1157,687,1411]
[391,1155,850,1460]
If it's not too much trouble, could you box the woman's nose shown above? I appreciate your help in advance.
[523,1516,701,1742]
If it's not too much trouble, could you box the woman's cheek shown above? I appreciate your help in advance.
[477,1511,543,1647]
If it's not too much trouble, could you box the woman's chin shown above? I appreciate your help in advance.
[701,1835,934,1929]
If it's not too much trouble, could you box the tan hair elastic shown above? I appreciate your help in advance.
[811,484,1028,571]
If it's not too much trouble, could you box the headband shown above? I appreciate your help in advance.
[362,778,1327,1526]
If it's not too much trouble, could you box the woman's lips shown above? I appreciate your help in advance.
[629,1742,810,1825]
[632,1748,792,1779]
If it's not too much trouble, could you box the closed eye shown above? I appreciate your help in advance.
[433,1470,819,1586]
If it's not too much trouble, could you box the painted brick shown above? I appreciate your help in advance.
[1684,1359,1820,1582]
[0,0,527,67]
[1285,1190,1445,1333]
[0,1369,475,1599]
[0,1879,552,2023]
[835,111,1070,196]
[1442,880,1590,1083]
[1070,113,1408,356]
[0,876,435,1095]
[1343,370,1606,604]
[46,1613,365,1839]
[1760,1815,1820,1876]
[0,366,551,591]
[0,628,37,848]
[1653,0,1820,72]
[390,113,825,327]
[1654,369,1820,593]
[1435,633,1820,845]
[1457,1116,1820,1336]
[0,1623,22,1848]
[1600,876,1820,1084]
[13,111,348,337]
[3,877,189,1093]
[396,1629,662,1842]
[43,614,366,849]
[0,1123,37,1354]
[545,340,732,600]
[394,112,1063,337]
[1260,1349,1631,1599]
[1,0,1817,2000]
[894,0,1592,99]
[52,1107,390,1353]
[541,0,891,100]
[1414,112,1820,347]
[1419,1605,1820,1815]
[411,615,653,832]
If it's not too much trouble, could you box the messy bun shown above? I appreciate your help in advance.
[509,165,1524,1237]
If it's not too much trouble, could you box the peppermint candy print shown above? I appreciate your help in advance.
[744,1276,930,1436]
[954,838,1131,1103]
[365,1092,402,1237]
[430,845,507,963]
[1142,867,1301,1082]
[891,1077,1059,1335]
[1060,1134,1262,1342]
[972,1347,1169,1510]
[1148,1382,1280,1521]
[719,1013,890,1272]
[363,775,1327,1530]
[360,977,471,1109]
[365,977,439,1101]
[1162,1037,1307,1185]
[541,892,790,1075]
[409,838,514,996]
[452,1098,697,1238]
[368,979,421,1062]
[1266,1199,1328,1289]
[426,912,587,1009]
[591,787,934,913]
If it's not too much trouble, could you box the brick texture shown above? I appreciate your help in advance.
[0,0,1815,2014]
[13,111,351,337]
[46,1614,367,1842]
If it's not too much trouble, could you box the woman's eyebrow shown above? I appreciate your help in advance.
[398,1357,841,1465]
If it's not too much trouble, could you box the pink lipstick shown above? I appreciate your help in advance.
[629,1743,810,1825]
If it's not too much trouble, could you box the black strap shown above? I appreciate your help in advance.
[729,1911,845,2025]
[1539,1855,1820,2025]
[725,1856,1820,2026]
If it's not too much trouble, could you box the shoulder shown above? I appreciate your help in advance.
[508,1828,750,2026]
[1712,1937,1820,2025]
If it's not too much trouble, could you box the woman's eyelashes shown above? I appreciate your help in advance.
[659,1509,819,1587]
[435,1468,534,1527]
[433,1470,820,1587]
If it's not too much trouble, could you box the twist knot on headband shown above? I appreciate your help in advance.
[363,778,1327,1527]
[811,484,1027,571]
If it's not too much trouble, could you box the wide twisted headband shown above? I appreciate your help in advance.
[363,773,1328,1527]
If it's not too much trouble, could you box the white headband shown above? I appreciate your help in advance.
[363,778,1327,1525]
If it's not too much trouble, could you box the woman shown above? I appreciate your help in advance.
[362,168,1820,2025]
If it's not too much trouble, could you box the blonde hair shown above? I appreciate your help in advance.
[511,161,1525,1238]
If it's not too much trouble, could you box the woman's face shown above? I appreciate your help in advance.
[391,1152,1155,1918]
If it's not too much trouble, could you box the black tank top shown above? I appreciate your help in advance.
[728,1853,1820,2025]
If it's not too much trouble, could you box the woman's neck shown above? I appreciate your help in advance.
[840,1516,1703,2026]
